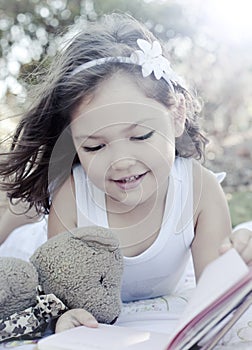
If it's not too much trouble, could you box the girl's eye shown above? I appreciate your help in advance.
[82,130,154,151]
[130,130,155,141]
[82,144,105,152]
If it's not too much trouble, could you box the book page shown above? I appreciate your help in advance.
[166,249,250,348]
[37,324,170,350]
[173,283,252,350]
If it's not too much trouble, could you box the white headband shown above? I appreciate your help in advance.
[70,39,184,92]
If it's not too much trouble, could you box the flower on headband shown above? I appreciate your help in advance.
[70,38,182,91]
[130,39,172,80]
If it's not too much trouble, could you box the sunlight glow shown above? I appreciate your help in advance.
[204,0,252,43]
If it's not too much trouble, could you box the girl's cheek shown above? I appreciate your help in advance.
[79,153,107,176]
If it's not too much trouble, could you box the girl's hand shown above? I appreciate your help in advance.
[55,309,98,333]
[219,228,252,265]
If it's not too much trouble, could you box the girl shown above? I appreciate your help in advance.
[0,13,252,333]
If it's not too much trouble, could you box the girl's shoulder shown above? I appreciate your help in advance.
[49,174,75,203]
[173,157,219,184]
[192,160,223,186]
[192,160,226,218]
[47,174,77,237]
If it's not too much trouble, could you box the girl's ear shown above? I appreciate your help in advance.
[174,93,186,137]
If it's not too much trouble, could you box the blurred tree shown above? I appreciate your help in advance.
[93,0,195,38]
[0,0,88,103]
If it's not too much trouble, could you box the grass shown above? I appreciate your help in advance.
[227,191,252,228]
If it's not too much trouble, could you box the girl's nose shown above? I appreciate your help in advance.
[111,157,136,171]
[109,139,137,170]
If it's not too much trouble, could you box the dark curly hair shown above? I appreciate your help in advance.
[0,13,208,214]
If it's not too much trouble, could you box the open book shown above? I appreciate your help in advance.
[37,249,252,350]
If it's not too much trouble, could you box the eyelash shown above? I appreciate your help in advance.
[83,130,155,152]
[83,144,106,152]
[130,130,155,141]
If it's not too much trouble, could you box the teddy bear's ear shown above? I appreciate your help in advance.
[0,257,39,319]
[72,226,119,251]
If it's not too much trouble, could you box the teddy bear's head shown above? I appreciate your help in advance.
[30,226,123,324]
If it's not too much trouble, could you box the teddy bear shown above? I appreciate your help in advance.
[0,226,123,343]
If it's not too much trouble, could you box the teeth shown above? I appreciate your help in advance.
[123,175,139,183]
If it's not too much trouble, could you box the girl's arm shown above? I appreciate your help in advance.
[0,201,42,244]
[48,175,99,331]
[191,162,232,280]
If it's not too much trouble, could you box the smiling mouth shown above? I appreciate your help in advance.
[114,173,146,183]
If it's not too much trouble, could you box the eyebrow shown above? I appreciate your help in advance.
[73,118,154,140]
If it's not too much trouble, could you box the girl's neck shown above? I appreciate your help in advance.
[106,179,169,257]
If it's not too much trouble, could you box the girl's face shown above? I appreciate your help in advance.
[71,73,185,210]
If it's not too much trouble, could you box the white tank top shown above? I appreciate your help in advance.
[72,157,194,302]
